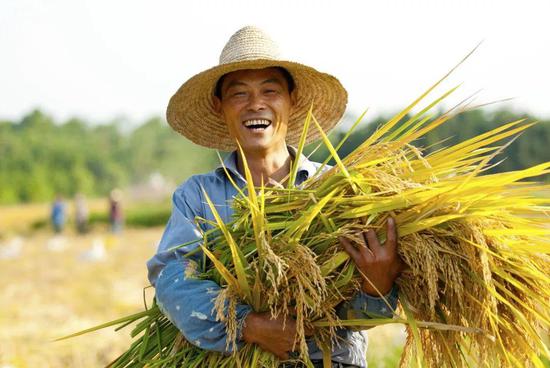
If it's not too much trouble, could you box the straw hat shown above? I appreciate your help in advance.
[166,26,348,151]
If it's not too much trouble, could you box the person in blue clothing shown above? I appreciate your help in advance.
[51,194,66,233]
[147,26,404,368]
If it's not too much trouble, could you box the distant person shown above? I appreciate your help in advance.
[50,195,66,233]
[109,189,123,233]
[74,193,89,234]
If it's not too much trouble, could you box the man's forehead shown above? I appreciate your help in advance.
[221,67,286,85]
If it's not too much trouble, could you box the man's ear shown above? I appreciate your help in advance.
[290,89,297,107]
[212,96,222,115]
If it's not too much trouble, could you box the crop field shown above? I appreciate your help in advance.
[2,196,547,367]
[0,225,161,367]
[0,204,405,368]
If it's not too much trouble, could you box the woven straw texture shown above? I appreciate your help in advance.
[166,26,348,151]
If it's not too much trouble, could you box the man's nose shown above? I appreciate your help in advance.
[247,92,266,111]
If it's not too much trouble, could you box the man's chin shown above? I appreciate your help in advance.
[235,132,287,153]
[239,143,269,153]
[238,140,281,153]
[236,134,264,146]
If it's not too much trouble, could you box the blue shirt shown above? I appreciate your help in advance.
[51,200,65,225]
[146,148,398,367]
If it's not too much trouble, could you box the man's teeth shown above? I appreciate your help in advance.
[243,119,271,128]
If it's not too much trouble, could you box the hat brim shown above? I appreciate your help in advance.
[166,59,348,151]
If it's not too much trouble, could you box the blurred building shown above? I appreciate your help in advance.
[128,172,175,202]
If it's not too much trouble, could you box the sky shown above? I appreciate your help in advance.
[1,0,549,128]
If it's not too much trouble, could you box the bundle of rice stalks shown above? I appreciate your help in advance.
[59,77,550,368]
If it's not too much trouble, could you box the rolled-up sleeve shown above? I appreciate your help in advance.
[146,177,252,353]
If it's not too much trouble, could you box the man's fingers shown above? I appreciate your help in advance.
[339,236,360,261]
[258,342,289,360]
[385,217,398,253]
[357,231,374,259]
[278,351,290,360]
[365,229,382,252]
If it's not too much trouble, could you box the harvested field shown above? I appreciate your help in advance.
[0,227,161,367]
[0,223,406,367]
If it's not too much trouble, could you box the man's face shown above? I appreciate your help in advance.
[213,67,295,153]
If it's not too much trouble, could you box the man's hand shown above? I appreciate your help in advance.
[241,311,312,360]
[339,217,405,296]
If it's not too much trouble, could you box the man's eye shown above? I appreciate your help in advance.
[232,91,246,97]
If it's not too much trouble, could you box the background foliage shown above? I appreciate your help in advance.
[307,110,550,178]
[0,108,548,205]
[0,111,217,204]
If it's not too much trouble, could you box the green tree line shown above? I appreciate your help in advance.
[0,108,548,204]
[307,109,550,180]
[0,110,218,204]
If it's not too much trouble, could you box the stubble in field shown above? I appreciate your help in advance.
[0,225,406,367]
[0,227,162,367]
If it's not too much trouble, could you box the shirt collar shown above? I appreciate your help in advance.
[215,146,317,185]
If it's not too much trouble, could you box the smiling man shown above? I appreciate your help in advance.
[147,26,403,368]
[213,67,294,186]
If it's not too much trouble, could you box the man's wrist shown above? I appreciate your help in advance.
[241,311,259,344]
[361,282,393,297]
[361,283,398,300]
[359,284,399,318]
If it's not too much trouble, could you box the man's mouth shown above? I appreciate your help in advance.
[242,119,272,131]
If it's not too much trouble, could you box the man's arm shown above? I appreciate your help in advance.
[147,180,252,353]
[154,258,252,352]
